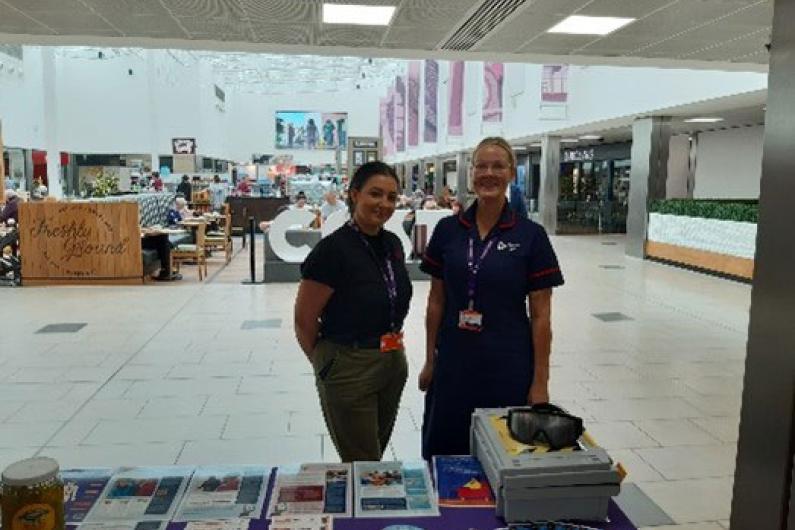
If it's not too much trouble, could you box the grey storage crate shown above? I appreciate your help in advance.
[471,408,622,523]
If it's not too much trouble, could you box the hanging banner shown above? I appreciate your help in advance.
[541,64,569,103]
[407,61,421,147]
[447,61,465,137]
[424,60,438,143]
[394,75,406,152]
[386,87,396,157]
[483,62,504,122]
[379,97,388,157]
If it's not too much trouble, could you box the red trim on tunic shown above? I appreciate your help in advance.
[529,267,560,279]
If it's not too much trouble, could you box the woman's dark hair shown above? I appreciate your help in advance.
[347,161,399,213]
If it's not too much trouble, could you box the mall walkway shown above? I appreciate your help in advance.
[0,234,749,529]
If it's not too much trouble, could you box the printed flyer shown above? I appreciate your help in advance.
[62,468,114,523]
[432,456,495,508]
[174,466,271,522]
[269,514,333,530]
[86,467,193,522]
[80,521,166,530]
[353,461,438,518]
[267,463,351,518]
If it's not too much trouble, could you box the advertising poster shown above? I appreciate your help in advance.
[407,61,421,147]
[483,62,504,122]
[394,76,406,152]
[541,64,569,103]
[63,468,115,523]
[275,112,348,150]
[267,463,351,518]
[353,461,438,518]
[86,467,192,522]
[379,97,389,157]
[447,61,465,137]
[432,456,495,508]
[173,466,271,522]
[423,59,438,143]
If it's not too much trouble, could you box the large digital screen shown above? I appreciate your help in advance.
[275,111,348,150]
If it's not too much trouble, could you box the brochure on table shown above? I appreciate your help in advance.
[79,522,167,530]
[269,514,333,530]
[353,461,439,518]
[267,463,352,518]
[173,466,270,522]
[63,468,115,523]
[433,456,495,508]
[86,467,193,522]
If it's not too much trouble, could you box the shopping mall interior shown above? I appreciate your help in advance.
[1,1,794,529]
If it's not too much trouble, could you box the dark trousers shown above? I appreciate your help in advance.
[141,233,171,276]
[311,339,408,462]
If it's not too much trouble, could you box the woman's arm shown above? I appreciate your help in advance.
[528,288,553,404]
[419,277,445,391]
[294,279,334,358]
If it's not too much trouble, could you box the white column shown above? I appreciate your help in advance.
[147,50,161,173]
[42,47,62,197]
[539,135,560,233]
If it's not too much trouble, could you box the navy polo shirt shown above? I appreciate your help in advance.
[420,201,564,338]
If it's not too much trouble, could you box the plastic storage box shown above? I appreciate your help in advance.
[470,408,622,522]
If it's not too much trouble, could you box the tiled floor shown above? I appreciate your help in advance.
[0,234,750,529]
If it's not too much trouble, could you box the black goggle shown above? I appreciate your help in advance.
[506,403,584,450]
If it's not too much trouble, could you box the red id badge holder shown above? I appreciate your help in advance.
[458,309,483,332]
[380,332,404,352]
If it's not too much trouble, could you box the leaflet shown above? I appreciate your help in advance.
[79,521,166,530]
[432,456,495,508]
[62,468,115,523]
[173,466,271,522]
[267,463,351,518]
[353,461,439,518]
[86,466,193,522]
[269,515,333,530]
[184,519,251,530]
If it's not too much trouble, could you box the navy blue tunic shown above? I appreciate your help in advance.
[419,201,564,459]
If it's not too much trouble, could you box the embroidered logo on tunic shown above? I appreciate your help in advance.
[497,241,520,252]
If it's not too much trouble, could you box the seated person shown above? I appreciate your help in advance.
[320,190,345,221]
[166,197,193,226]
[0,190,19,224]
[290,191,309,210]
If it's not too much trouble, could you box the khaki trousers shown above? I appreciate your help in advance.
[311,339,408,462]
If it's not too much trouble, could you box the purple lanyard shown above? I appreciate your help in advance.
[349,221,399,331]
[467,236,496,309]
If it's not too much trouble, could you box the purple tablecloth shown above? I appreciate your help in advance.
[240,500,635,530]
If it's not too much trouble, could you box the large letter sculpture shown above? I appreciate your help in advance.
[267,209,317,263]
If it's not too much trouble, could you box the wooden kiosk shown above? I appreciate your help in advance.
[18,201,144,285]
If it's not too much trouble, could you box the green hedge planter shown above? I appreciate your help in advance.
[649,199,758,223]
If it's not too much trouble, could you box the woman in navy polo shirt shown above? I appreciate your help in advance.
[419,136,564,459]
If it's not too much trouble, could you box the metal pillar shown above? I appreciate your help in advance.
[455,151,468,205]
[539,136,560,234]
[433,156,444,198]
[146,50,161,174]
[625,117,671,258]
[731,0,795,525]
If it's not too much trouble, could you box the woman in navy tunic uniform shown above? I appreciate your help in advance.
[419,137,564,459]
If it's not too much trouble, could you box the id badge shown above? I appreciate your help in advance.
[380,332,404,353]
[458,309,483,332]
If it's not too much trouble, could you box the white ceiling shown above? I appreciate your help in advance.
[0,0,773,71]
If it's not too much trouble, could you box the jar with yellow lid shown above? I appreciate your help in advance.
[1,457,64,530]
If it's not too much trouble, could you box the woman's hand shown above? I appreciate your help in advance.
[418,361,434,392]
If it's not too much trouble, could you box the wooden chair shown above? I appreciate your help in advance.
[205,213,232,264]
[171,222,208,280]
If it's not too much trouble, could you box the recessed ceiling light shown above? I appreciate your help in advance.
[683,117,724,123]
[323,3,396,25]
[561,138,580,143]
[547,15,635,35]
[579,134,602,140]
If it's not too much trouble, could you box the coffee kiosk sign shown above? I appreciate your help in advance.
[19,202,143,285]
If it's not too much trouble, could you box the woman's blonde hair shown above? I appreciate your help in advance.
[472,136,516,172]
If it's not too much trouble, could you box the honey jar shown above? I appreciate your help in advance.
[1,457,64,530]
